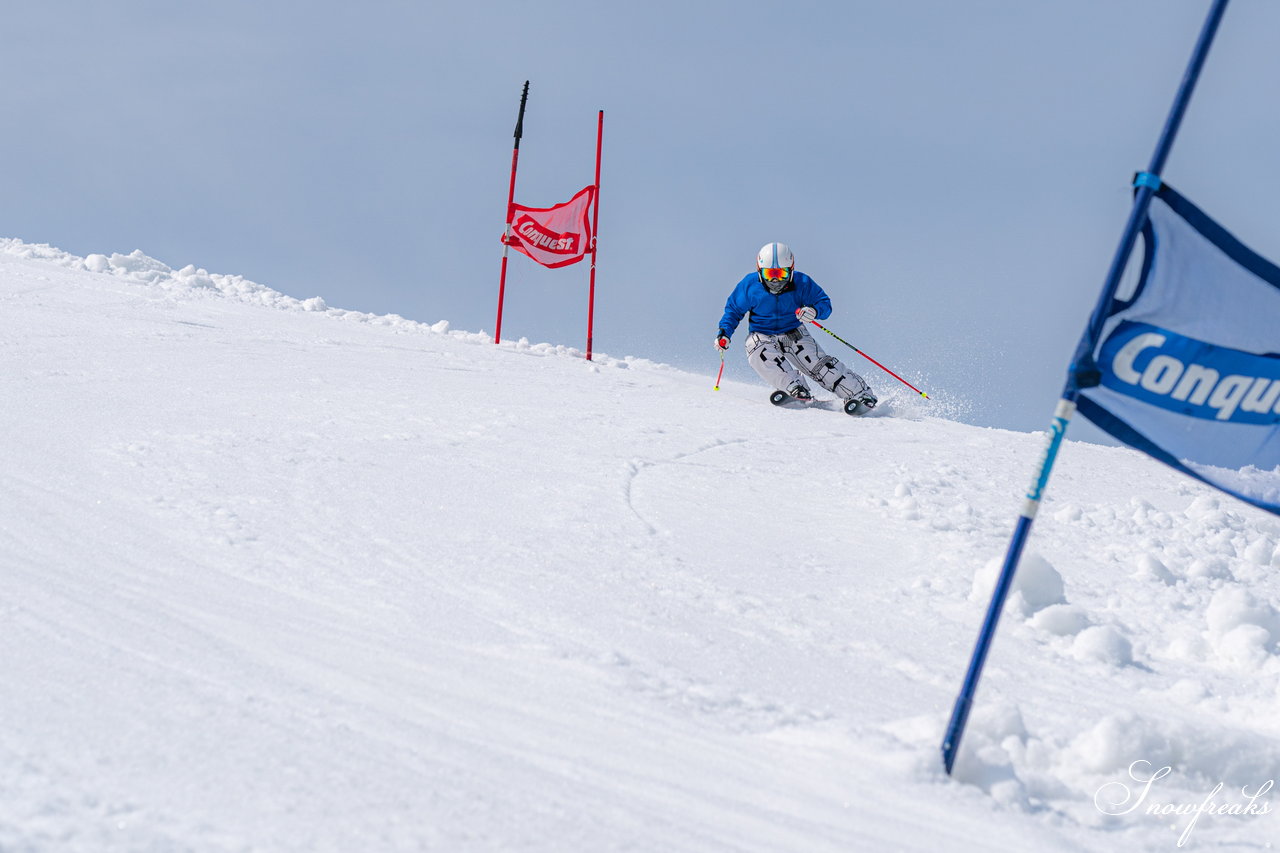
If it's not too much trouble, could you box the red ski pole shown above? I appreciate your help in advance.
[713,352,725,390]
[808,319,929,399]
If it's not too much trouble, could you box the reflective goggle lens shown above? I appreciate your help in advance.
[761,267,791,282]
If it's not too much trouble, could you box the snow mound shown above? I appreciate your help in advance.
[0,238,670,373]
[970,551,1067,617]
[1070,625,1134,666]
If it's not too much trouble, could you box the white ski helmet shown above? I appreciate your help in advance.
[756,242,795,293]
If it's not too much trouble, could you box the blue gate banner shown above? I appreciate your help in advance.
[1075,183,1280,514]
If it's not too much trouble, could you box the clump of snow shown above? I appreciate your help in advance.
[970,551,1066,617]
[1062,711,1280,792]
[1132,553,1176,585]
[1186,556,1234,582]
[975,701,1029,743]
[1243,535,1277,568]
[1189,462,1280,510]
[106,249,172,282]
[1184,494,1224,521]
[1052,503,1083,523]
[1066,712,1175,776]
[1163,629,1211,664]
[1029,603,1091,637]
[1205,587,1279,639]
[950,701,1033,810]
[1214,624,1273,671]
[1204,587,1279,670]
[1071,625,1134,666]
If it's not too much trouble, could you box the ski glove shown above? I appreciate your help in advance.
[795,306,817,323]
[715,331,730,352]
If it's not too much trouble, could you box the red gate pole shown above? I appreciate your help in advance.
[495,81,529,345]
[585,110,603,360]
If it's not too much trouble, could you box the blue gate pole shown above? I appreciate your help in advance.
[941,0,1231,776]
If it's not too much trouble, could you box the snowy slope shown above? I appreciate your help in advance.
[3,240,1278,852]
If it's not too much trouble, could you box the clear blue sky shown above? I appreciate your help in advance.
[5,1,1278,437]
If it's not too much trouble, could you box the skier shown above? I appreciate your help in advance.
[715,242,877,415]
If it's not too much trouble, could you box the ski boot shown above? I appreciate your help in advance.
[843,392,877,417]
[770,384,812,406]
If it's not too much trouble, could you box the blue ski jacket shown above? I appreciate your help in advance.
[717,271,833,338]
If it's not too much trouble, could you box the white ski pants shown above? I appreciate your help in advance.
[744,327,871,400]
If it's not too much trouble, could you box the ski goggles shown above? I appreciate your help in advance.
[759,267,792,283]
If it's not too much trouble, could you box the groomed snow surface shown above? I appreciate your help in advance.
[3,239,1278,852]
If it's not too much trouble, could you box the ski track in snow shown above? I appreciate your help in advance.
[3,238,1280,851]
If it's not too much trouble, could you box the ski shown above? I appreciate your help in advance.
[769,390,877,416]
[769,390,813,408]
[843,396,877,417]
